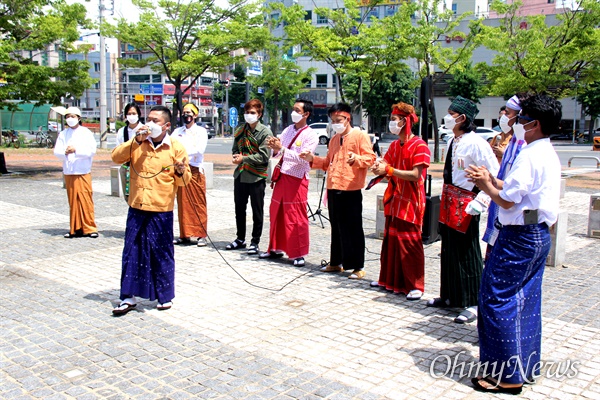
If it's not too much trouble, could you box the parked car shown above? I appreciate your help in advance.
[438,125,452,141]
[442,127,500,143]
[48,121,61,132]
[196,121,216,139]
[309,122,330,145]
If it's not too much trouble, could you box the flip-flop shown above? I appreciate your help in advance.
[471,376,523,395]
[173,238,191,245]
[112,302,136,316]
[426,297,449,307]
[225,239,246,250]
[157,302,172,310]
[85,232,99,238]
[454,309,477,324]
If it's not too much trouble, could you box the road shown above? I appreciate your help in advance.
[206,137,599,168]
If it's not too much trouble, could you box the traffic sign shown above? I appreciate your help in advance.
[140,83,164,95]
[146,101,157,105]
[228,107,238,128]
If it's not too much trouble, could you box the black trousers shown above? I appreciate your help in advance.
[234,177,266,245]
[327,189,365,270]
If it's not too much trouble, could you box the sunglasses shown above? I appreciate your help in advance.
[516,114,535,124]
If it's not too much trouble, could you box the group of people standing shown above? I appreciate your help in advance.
[54,91,562,395]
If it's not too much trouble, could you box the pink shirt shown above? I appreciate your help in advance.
[274,124,318,180]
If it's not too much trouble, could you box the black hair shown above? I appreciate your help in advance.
[295,98,313,117]
[150,105,172,123]
[328,102,352,118]
[123,102,142,119]
[500,106,506,112]
[457,115,477,133]
[520,94,562,137]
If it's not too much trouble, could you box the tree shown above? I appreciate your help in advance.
[446,63,484,103]
[0,0,95,108]
[274,0,413,113]
[405,0,479,161]
[473,0,600,98]
[345,65,417,135]
[247,40,315,135]
[578,81,600,137]
[103,0,270,126]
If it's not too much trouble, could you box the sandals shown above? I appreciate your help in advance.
[173,237,191,245]
[85,232,99,238]
[225,239,246,250]
[65,232,98,238]
[259,251,284,259]
[348,270,365,279]
[157,302,172,311]
[112,300,137,316]
[320,261,343,272]
[455,308,477,324]
[293,257,305,267]
[472,376,523,395]
[406,290,423,301]
[247,243,259,255]
[426,297,449,308]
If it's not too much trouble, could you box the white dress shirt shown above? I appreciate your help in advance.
[171,124,208,170]
[448,132,499,191]
[498,138,561,226]
[53,126,97,175]
[116,124,142,145]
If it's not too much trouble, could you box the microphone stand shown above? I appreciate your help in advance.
[307,170,329,229]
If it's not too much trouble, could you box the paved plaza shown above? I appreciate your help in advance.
[1,154,599,399]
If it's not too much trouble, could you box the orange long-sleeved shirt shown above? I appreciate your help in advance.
[311,127,376,191]
[111,135,191,212]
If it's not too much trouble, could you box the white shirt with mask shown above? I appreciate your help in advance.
[448,132,499,191]
[54,126,97,175]
[498,138,561,226]
[171,124,208,170]
[116,124,142,145]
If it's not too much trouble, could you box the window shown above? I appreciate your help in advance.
[305,10,312,21]
[303,77,311,88]
[271,12,280,27]
[386,6,397,16]
[93,82,100,89]
[201,77,213,85]
[316,13,328,24]
[152,74,162,83]
[451,3,457,15]
[129,54,141,61]
[366,8,379,19]
[316,74,327,88]
[548,0,555,3]
[332,74,337,88]
[128,74,151,83]
[94,62,100,72]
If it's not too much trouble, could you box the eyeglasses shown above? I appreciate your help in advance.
[517,114,535,124]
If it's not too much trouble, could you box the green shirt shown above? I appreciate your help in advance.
[232,121,273,183]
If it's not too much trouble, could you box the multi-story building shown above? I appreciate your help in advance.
[66,50,120,120]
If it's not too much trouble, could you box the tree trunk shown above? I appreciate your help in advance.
[0,152,8,174]
[272,90,279,136]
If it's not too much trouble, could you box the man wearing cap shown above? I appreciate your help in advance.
[482,93,529,260]
[300,102,376,280]
[426,96,499,324]
[53,107,99,238]
[171,103,209,247]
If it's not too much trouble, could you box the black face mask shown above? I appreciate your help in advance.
[183,115,194,124]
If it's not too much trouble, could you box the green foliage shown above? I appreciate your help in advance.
[473,0,600,97]
[345,64,417,132]
[104,0,270,124]
[247,39,315,134]
[446,63,484,103]
[0,0,95,107]
[577,82,600,133]
[273,0,413,108]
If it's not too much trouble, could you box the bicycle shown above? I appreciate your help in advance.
[34,126,53,148]
[2,130,21,148]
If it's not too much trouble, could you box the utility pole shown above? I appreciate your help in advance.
[99,0,108,142]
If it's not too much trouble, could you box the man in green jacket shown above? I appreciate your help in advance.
[226,99,273,255]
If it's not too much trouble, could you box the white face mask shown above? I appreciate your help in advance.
[443,114,458,130]
[244,113,258,124]
[146,121,164,139]
[291,111,304,123]
[66,117,79,128]
[388,121,403,135]
[126,114,139,125]
[512,120,533,142]
[331,122,346,134]
[499,114,515,134]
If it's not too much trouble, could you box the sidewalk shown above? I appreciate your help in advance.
[1,156,599,399]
